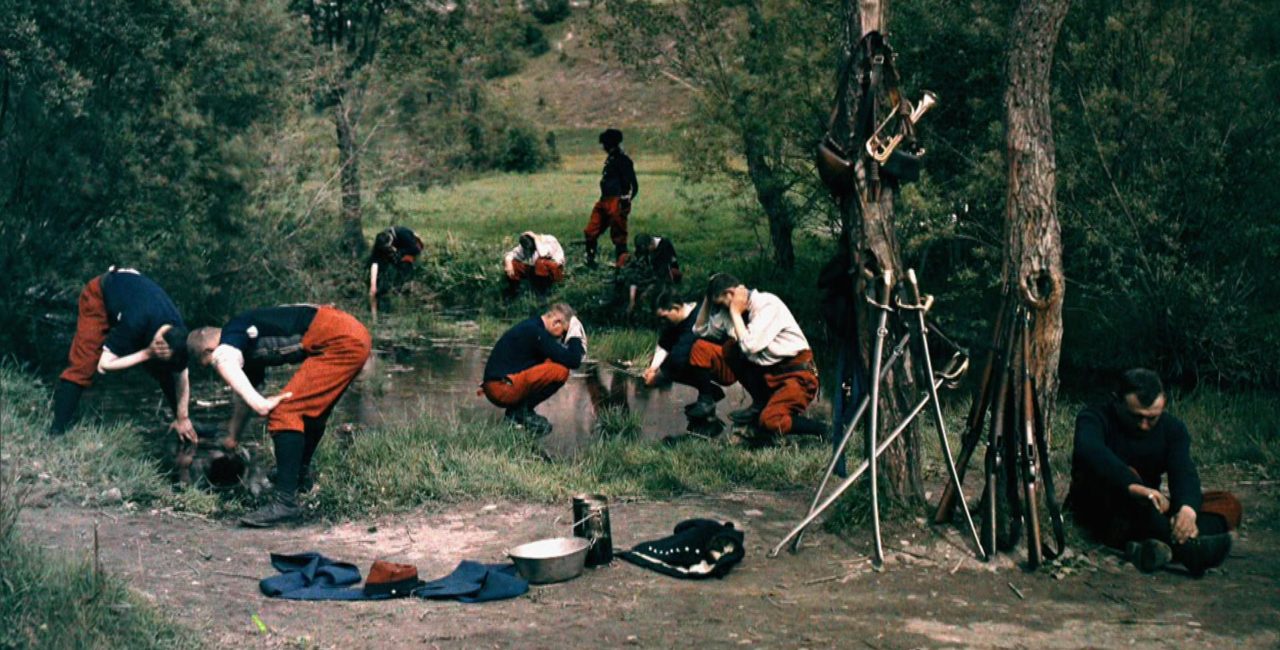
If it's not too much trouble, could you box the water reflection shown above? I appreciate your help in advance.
[79,343,755,459]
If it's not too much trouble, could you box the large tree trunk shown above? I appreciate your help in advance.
[1003,0,1070,433]
[844,0,923,501]
[334,87,366,258]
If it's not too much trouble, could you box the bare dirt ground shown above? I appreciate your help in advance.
[19,486,1279,649]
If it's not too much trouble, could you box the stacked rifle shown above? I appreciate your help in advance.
[771,271,1067,570]
[933,299,1066,569]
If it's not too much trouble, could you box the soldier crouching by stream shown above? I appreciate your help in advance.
[188,304,371,528]
[480,303,586,436]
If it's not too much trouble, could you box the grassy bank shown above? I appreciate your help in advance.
[0,481,199,649]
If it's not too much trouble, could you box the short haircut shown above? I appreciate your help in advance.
[373,228,395,252]
[1117,368,1164,406]
[519,232,536,251]
[546,302,576,321]
[599,128,623,147]
[163,325,190,371]
[705,272,743,299]
[187,327,221,358]
[651,286,685,312]
[634,233,655,254]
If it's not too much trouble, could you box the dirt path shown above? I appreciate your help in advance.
[20,490,1279,649]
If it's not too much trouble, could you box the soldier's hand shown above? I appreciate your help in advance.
[728,286,750,316]
[643,367,660,386]
[254,391,293,417]
[1171,506,1199,544]
[170,416,197,443]
[150,324,174,361]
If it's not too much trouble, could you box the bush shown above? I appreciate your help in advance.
[529,0,572,25]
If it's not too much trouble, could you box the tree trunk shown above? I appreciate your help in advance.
[742,128,796,270]
[334,87,366,258]
[740,3,795,270]
[844,0,923,501]
[1003,0,1070,434]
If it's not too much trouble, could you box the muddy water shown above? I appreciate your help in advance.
[79,344,755,459]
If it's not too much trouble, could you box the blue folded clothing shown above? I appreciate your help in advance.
[259,553,528,603]
[413,561,528,603]
[260,552,373,601]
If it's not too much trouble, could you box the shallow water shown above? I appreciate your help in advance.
[79,343,756,459]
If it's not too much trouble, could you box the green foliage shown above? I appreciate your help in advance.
[529,0,572,26]
[887,0,1280,387]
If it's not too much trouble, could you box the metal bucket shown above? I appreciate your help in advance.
[572,493,613,567]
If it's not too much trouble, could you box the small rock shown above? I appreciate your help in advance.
[100,487,123,504]
[481,504,499,512]
[367,526,378,533]
[626,635,639,645]
[744,509,764,517]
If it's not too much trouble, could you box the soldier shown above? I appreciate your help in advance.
[188,304,371,527]
[582,128,637,268]
[50,267,194,442]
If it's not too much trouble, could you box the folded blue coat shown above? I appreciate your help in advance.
[259,552,376,601]
[412,561,528,603]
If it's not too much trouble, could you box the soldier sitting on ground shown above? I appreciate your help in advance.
[368,226,425,319]
[480,303,586,436]
[503,231,566,300]
[1066,368,1239,577]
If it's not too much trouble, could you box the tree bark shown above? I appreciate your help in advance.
[741,2,796,270]
[844,0,923,501]
[1003,0,1070,434]
[334,87,366,258]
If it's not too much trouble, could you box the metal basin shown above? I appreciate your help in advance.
[507,537,590,584]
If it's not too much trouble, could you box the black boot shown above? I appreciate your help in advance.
[729,404,764,425]
[584,243,599,269]
[1126,538,1173,573]
[788,415,828,437]
[685,395,719,420]
[49,379,83,436]
[239,491,301,528]
[1174,533,1232,577]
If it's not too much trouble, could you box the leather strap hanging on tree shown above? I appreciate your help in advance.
[817,32,930,201]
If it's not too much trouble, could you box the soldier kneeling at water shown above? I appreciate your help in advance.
[690,273,826,442]
[481,303,586,436]
[188,304,371,528]
[503,231,566,300]
[1067,368,1240,577]
[642,289,724,425]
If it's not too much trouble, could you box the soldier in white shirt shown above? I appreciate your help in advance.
[503,231,566,299]
[690,273,824,438]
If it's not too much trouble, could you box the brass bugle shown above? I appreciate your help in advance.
[865,91,939,163]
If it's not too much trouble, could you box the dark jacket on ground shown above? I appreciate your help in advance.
[483,317,584,382]
[1068,403,1203,516]
[599,149,638,199]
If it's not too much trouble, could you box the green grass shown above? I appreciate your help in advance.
[0,477,200,649]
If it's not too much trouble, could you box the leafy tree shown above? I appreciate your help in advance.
[599,0,845,269]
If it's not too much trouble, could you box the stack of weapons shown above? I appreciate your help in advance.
[771,269,985,566]
[933,298,1066,569]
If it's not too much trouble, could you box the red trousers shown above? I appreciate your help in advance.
[689,341,818,435]
[584,197,630,250]
[509,258,564,284]
[481,360,570,409]
[269,307,372,433]
[60,276,109,387]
